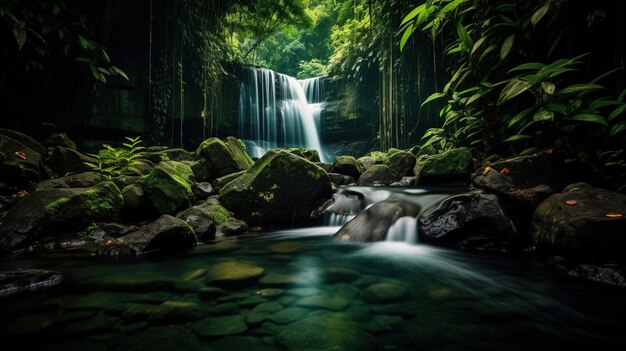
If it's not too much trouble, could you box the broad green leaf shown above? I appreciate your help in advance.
[588,99,620,110]
[618,87,626,102]
[533,109,554,122]
[500,34,515,60]
[590,68,620,84]
[13,27,26,51]
[400,24,415,52]
[400,4,425,27]
[75,57,91,63]
[457,22,473,50]
[531,3,550,27]
[611,122,626,137]
[541,82,555,95]
[508,106,536,128]
[558,84,604,95]
[609,104,626,121]
[504,134,532,142]
[569,114,608,127]
[508,62,544,73]
[421,92,445,107]
[111,66,129,81]
[471,37,486,56]
[545,102,568,115]
[498,79,532,105]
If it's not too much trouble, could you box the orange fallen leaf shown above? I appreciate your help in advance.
[606,213,623,218]
[565,200,578,206]
[482,166,491,175]
[15,151,27,159]
[500,167,510,175]
[9,190,28,200]
[546,149,553,154]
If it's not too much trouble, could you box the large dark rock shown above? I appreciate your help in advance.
[176,206,217,241]
[0,181,123,252]
[530,184,626,259]
[328,173,355,186]
[213,171,245,190]
[330,156,361,180]
[46,146,95,176]
[418,190,518,250]
[97,215,197,256]
[0,133,46,186]
[143,161,195,215]
[121,183,148,217]
[42,133,77,150]
[357,164,395,186]
[0,269,63,298]
[220,150,332,226]
[195,137,254,179]
[0,128,46,155]
[385,151,416,179]
[334,200,420,242]
[413,147,472,184]
[275,316,377,351]
[35,172,102,190]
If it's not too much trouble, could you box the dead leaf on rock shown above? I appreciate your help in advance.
[565,200,578,206]
[482,166,491,175]
[606,213,623,218]
[500,167,510,175]
[15,151,27,159]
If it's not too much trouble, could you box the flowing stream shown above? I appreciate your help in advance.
[1,186,625,350]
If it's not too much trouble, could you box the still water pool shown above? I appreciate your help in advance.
[1,225,625,350]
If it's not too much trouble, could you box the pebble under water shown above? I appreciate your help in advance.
[1,226,626,350]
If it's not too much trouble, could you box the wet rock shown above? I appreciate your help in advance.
[0,269,63,298]
[191,315,248,337]
[385,151,416,179]
[84,222,136,242]
[418,190,518,250]
[207,302,239,315]
[362,314,403,332]
[276,316,377,351]
[181,159,210,182]
[314,162,332,173]
[390,176,414,187]
[257,288,285,298]
[568,264,626,288]
[183,201,247,237]
[147,301,202,324]
[121,183,148,216]
[46,146,95,177]
[206,261,264,287]
[295,294,350,311]
[208,336,276,351]
[287,288,321,297]
[322,267,360,283]
[251,301,284,314]
[357,164,395,186]
[43,133,77,150]
[192,182,214,199]
[35,172,102,190]
[121,326,204,351]
[269,241,305,253]
[144,161,195,215]
[287,148,321,162]
[0,128,46,155]
[269,307,309,324]
[196,137,254,179]
[0,132,45,185]
[334,200,420,242]
[357,156,377,172]
[413,147,472,184]
[220,149,332,226]
[530,184,626,259]
[328,172,355,186]
[97,215,197,256]
[259,273,308,286]
[53,312,119,336]
[176,206,216,241]
[330,156,362,179]
[363,283,407,303]
[239,295,268,307]
[0,181,123,252]
[198,287,226,300]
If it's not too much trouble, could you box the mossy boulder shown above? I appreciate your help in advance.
[195,137,253,179]
[0,181,123,252]
[42,133,77,150]
[530,184,626,259]
[144,161,195,215]
[287,148,321,162]
[356,156,376,172]
[213,171,245,190]
[385,151,416,179]
[176,206,216,241]
[192,201,247,236]
[97,215,197,256]
[181,159,209,182]
[357,164,395,186]
[45,146,96,177]
[330,156,361,180]
[0,133,46,186]
[121,183,148,216]
[220,150,332,226]
[413,147,472,184]
[35,172,102,190]
[386,148,402,156]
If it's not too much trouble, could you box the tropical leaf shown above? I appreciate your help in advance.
[421,92,445,107]
[504,134,532,142]
[498,79,532,104]
[609,104,626,121]
[569,114,608,127]
[531,3,550,27]
[500,34,515,60]
[533,109,554,122]
[508,62,545,73]
[611,122,626,137]
[558,84,605,95]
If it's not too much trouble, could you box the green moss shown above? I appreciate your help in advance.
[386,148,401,156]
[196,137,253,179]
[144,161,195,214]
[413,147,472,184]
[44,197,71,214]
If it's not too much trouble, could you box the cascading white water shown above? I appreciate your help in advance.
[385,216,419,243]
[238,68,326,162]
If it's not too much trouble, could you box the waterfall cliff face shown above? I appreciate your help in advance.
[237,67,326,162]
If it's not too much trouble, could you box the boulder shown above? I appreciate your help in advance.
[0,133,45,185]
[0,128,46,155]
[0,181,123,252]
[275,316,377,351]
[35,172,102,190]
[195,137,253,179]
[334,200,420,242]
[192,201,247,237]
[385,151,416,179]
[121,183,148,216]
[0,269,63,298]
[97,215,197,256]
[530,184,626,259]
[213,171,245,190]
[356,156,376,172]
[220,150,332,226]
[181,159,210,182]
[328,173,355,186]
[357,164,395,186]
[42,133,77,150]
[330,156,361,180]
[46,146,96,177]
[287,148,321,162]
[143,161,195,215]
[413,147,472,184]
[314,162,332,173]
[192,182,214,200]
[418,190,518,250]
[176,206,216,241]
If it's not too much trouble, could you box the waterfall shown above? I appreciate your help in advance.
[385,217,419,244]
[238,67,326,162]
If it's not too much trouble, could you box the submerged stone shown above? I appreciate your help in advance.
[191,315,248,337]
[363,283,408,303]
[257,288,285,298]
[121,326,204,351]
[275,316,377,351]
[206,261,264,287]
[269,306,309,324]
[295,294,350,311]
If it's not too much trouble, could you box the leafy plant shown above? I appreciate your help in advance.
[84,137,146,179]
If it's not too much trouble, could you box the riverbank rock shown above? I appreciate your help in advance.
[0,181,123,252]
[220,150,332,226]
[334,200,420,242]
[276,316,377,351]
[196,137,254,179]
[42,133,77,150]
[328,173,355,186]
[330,156,362,180]
[413,147,472,184]
[0,128,46,155]
[0,133,46,186]
[357,164,395,186]
[530,184,626,259]
[121,183,148,216]
[35,172,102,190]
[97,215,197,256]
[144,161,195,215]
[385,151,416,179]
[192,200,247,237]
[418,190,518,250]
[0,269,63,298]
[176,206,216,241]
[287,148,321,162]
[45,146,95,176]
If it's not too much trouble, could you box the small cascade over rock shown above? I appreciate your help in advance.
[385,217,418,243]
[238,67,326,161]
